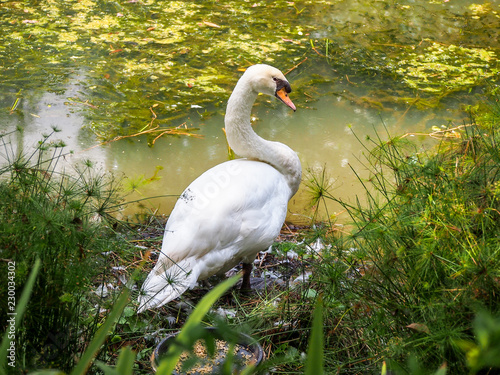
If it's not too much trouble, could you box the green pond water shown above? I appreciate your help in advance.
[1,0,499,223]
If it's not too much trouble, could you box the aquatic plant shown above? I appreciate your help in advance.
[0,131,129,372]
[305,109,500,372]
[396,40,499,95]
[2,1,499,141]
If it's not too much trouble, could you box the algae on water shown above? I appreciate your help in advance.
[1,1,499,140]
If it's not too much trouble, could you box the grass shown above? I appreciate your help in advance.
[302,109,500,372]
[0,130,135,372]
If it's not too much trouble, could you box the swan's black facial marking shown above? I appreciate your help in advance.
[274,77,296,111]
[273,77,292,94]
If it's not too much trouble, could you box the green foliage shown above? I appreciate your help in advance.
[0,134,128,372]
[15,287,133,375]
[305,296,324,375]
[0,259,41,373]
[379,310,500,374]
[154,274,242,374]
[305,109,500,373]
[123,165,163,194]
[71,289,131,375]
[96,347,135,375]
[457,311,500,373]
[13,274,249,375]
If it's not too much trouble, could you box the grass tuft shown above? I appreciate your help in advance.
[0,132,130,372]
[306,111,500,373]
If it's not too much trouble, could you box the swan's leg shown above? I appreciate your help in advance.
[241,262,253,290]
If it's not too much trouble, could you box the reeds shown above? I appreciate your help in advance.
[306,114,500,373]
[0,131,127,372]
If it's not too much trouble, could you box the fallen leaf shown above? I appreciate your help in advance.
[203,21,221,28]
[406,323,430,334]
[281,37,301,45]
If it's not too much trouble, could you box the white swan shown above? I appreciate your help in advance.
[137,64,301,313]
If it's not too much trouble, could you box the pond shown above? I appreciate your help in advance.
[1,0,498,224]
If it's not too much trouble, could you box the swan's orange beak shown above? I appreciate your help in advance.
[276,87,296,112]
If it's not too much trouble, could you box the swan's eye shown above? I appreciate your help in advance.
[272,77,278,82]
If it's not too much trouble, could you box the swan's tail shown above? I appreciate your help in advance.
[137,258,197,313]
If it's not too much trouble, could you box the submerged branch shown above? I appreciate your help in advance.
[402,124,474,140]
[83,122,202,152]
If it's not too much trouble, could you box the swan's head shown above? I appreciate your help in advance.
[244,64,296,111]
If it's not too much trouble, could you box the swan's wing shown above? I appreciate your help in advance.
[137,160,291,311]
[137,257,198,313]
[164,159,291,262]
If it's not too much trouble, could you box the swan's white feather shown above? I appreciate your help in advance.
[137,160,291,312]
[137,64,301,313]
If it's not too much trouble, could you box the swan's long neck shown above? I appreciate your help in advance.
[224,76,302,196]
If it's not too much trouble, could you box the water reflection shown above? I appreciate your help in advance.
[0,69,466,225]
[0,73,107,170]
[1,0,488,224]
[104,91,465,224]
[0,77,467,225]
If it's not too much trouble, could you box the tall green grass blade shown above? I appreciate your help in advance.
[0,258,41,372]
[381,361,388,375]
[115,347,135,375]
[434,363,447,375]
[95,346,135,375]
[305,296,324,375]
[155,274,241,375]
[240,364,257,375]
[69,288,130,375]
